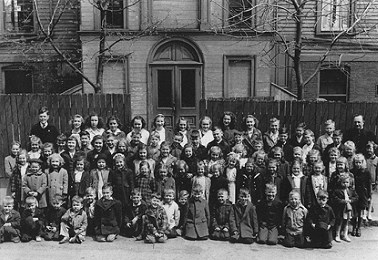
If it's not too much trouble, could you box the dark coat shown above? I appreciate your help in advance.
[44,206,66,228]
[108,167,134,209]
[344,128,377,153]
[242,128,262,157]
[209,175,229,210]
[233,201,259,238]
[304,174,328,209]
[330,188,358,220]
[288,136,306,148]
[94,198,122,235]
[10,165,24,208]
[262,173,284,202]
[30,123,59,144]
[307,204,335,228]
[256,199,283,229]
[184,197,210,239]
[207,139,231,160]
[0,209,21,233]
[275,141,294,163]
[124,200,147,224]
[282,175,308,205]
[210,200,236,232]
[352,168,372,210]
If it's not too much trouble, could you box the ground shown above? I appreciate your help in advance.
[2,193,378,260]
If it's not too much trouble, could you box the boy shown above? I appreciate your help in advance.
[83,187,97,236]
[124,189,147,238]
[21,196,45,242]
[210,189,236,241]
[171,132,184,159]
[0,196,21,243]
[176,190,189,236]
[190,130,207,160]
[207,127,230,159]
[141,193,168,243]
[256,184,283,245]
[163,189,180,239]
[43,194,67,241]
[79,130,92,154]
[59,196,87,244]
[307,190,335,249]
[282,191,308,248]
[231,188,258,244]
[30,106,59,144]
[365,141,378,220]
[94,185,122,242]
[209,163,228,211]
[185,184,209,240]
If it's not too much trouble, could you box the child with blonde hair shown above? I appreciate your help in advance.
[46,153,68,206]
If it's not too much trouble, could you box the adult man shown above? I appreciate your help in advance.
[344,115,376,153]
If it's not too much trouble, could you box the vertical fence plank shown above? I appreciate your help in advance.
[0,96,7,177]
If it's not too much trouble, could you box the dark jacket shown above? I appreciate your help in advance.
[44,206,66,228]
[262,173,284,202]
[330,188,358,220]
[344,128,376,153]
[282,175,308,205]
[0,209,21,233]
[210,200,236,232]
[352,168,372,210]
[307,204,335,228]
[94,198,122,235]
[304,174,328,209]
[209,175,228,210]
[256,199,283,229]
[108,167,134,209]
[233,201,259,238]
[206,139,230,160]
[184,197,210,239]
[30,123,59,144]
[124,200,147,224]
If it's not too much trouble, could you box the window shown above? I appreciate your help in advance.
[102,56,129,93]
[228,0,254,28]
[223,56,255,98]
[319,66,349,102]
[4,66,33,93]
[3,0,35,34]
[106,0,124,28]
[317,0,352,34]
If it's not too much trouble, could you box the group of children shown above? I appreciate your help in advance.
[1,108,376,250]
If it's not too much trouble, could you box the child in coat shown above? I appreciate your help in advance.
[59,196,87,244]
[155,164,176,199]
[176,190,189,236]
[94,185,122,242]
[141,193,168,243]
[0,196,21,243]
[191,161,211,201]
[282,191,308,248]
[43,194,66,241]
[256,184,283,245]
[135,161,156,204]
[83,187,96,236]
[162,189,180,239]
[209,163,228,211]
[175,160,192,195]
[184,184,210,240]
[210,189,236,241]
[46,153,69,206]
[4,141,20,178]
[231,188,258,244]
[89,153,111,199]
[225,153,238,204]
[124,189,147,238]
[20,196,45,242]
[365,141,378,220]
[10,149,29,210]
[307,190,335,249]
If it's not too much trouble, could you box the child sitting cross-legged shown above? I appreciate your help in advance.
[210,189,236,241]
[43,194,67,241]
[163,189,180,239]
[20,196,45,242]
[94,184,122,242]
[0,196,21,243]
[230,188,258,244]
[141,193,168,243]
[124,189,147,238]
[59,195,87,244]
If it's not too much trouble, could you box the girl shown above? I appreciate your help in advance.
[133,143,156,178]
[154,142,176,177]
[56,134,68,154]
[135,161,156,203]
[282,158,307,205]
[4,141,21,178]
[40,143,54,171]
[316,119,335,152]
[175,117,191,147]
[262,159,284,202]
[126,116,150,145]
[28,135,42,160]
[206,146,225,177]
[242,115,262,156]
[10,149,29,210]
[302,129,321,162]
[219,111,237,145]
[84,113,105,143]
[86,135,111,170]
[343,141,356,170]
[181,144,198,174]
[324,147,340,178]
[251,150,267,174]
[104,115,126,141]
[289,122,306,148]
[109,153,134,212]
[22,158,47,210]
[303,149,321,176]
[66,114,84,145]
[331,175,357,243]
[89,154,110,199]
[175,160,192,194]
[351,154,371,237]
[269,146,290,177]
[225,153,238,204]
[191,161,210,201]
[46,153,69,206]
[151,114,173,145]
[305,161,328,209]
[71,154,91,198]
[292,146,303,162]
[198,116,214,147]
[61,136,79,179]
[328,156,355,194]
[147,131,161,161]
[155,163,176,199]
[209,163,228,209]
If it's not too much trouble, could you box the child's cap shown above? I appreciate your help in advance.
[29,158,43,165]
[317,190,328,199]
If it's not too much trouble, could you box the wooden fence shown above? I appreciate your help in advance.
[0,94,131,177]
[199,98,378,137]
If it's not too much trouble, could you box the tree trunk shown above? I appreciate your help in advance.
[293,3,304,100]
[96,8,107,93]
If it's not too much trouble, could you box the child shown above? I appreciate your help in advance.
[147,131,160,161]
[328,156,355,194]
[282,158,307,205]
[175,117,191,147]
[256,184,283,245]
[365,141,378,220]
[351,154,371,237]
[305,161,328,209]
[175,160,192,194]
[232,131,248,164]
[71,153,91,198]
[126,115,150,145]
[141,193,168,243]
[241,115,262,156]
[249,157,265,205]
[263,117,280,152]
[135,161,156,203]
[219,111,237,145]
[155,164,176,199]
[269,146,290,177]
[162,189,180,238]
[184,184,210,240]
[275,127,294,163]
[30,106,59,144]
[28,135,42,160]
[0,196,21,243]
[22,158,48,210]
[155,142,176,176]
[303,149,321,176]
[302,129,321,162]
[282,191,308,248]
[324,147,339,178]
[191,161,211,201]
[105,134,118,156]
[20,196,45,242]
[307,190,335,249]
[65,114,84,144]
[317,119,335,152]
[94,185,122,242]
[4,141,20,178]
[126,132,142,161]
[209,163,228,211]
[56,134,68,154]
[40,142,54,171]
[82,187,96,236]
[231,188,258,244]
[331,175,358,242]
[207,127,230,159]
[133,143,156,178]
[262,159,284,202]
[343,141,356,170]
[198,116,214,147]
[171,132,184,159]
[124,189,147,238]
[104,115,126,141]
[324,129,345,156]
[46,153,69,206]
[84,113,105,143]
[289,122,306,148]
[89,153,111,199]
[225,153,238,204]
[10,149,29,210]
[181,144,198,174]
[79,130,92,154]
[210,189,236,241]
[43,194,66,241]
[190,130,207,161]
[59,195,87,244]
[207,146,225,173]
[151,114,173,145]
[87,135,112,170]
[176,190,189,236]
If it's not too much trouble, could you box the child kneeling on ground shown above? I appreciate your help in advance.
[44,194,66,241]
[0,196,21,243]
[59,195,87,244]
[163,189,180,239]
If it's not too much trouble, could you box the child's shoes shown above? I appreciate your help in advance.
[96,235,106,242]
[106,234,117,242]
[356,228,361,237]
[35,236,42,242]
[11,236,20,243]
[334,236,341,242]
[341,236,351,242]
[69,237,76,243]
[59,236,69,244]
